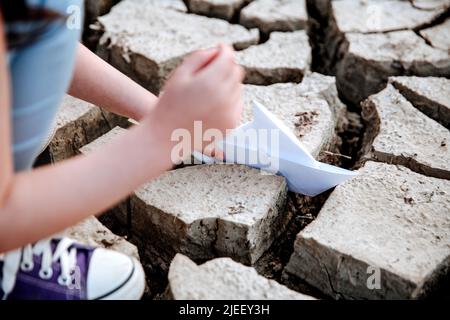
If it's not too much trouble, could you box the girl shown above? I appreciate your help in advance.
[0,0,243,299]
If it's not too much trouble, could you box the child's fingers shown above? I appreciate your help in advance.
[237,65,245,83]
[221,64,245,94]
[230,85,244,117]
[199,44,235,80]
[178,47,220,75]
[203,142,224,160]
[224,63,244,83]
[223,83,244,128]
[232,64,245,85]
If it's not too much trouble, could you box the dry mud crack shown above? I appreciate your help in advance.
[57,0,450,299]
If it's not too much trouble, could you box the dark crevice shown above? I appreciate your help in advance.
[307,1,350,81]
[99,110,113,130]
[184,0,253,28]
[83,23,105,52]
[392,81,450,129]
[315,256,342,299]
[254,191,332,291]
[306,1,366,169]
[413,5,450,31]
[336,90,367,170]
[258,31,271,44]
[98,207,130,239]
[413,7,450,48]
[242,69,304,86]
[306,0,334,75]
[282,271,330,299]
[363,152,450,181]
[230,0,253,25]
[323,266,340,299]
[288,245,345,299]
[126,197,132,232]
[82,1,120,50]
[415,29,434,46]
[182,0,190,12]
[337,111,365,170]
[79,125,90,154]
[408,0,437,11]
[33,147,52,168]
[209,220,220,258]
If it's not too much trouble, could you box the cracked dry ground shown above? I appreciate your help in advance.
[41,0,450,300]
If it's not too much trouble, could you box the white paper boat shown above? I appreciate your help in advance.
[193,101,357,196]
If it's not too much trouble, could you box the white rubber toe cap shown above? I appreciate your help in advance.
[86,248,144,300]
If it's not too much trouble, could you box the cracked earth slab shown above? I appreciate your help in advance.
[240,0,308,34]
[85,0,187,26]
[187,0,248,21]
[48,96,127,162]
[361,84,450,180]
[61,216,140,261]
[283,161,450,299]
[166,254,315,300]
[390,76,450,128]
[133,164,288,267]
[97,0,258,94]
[135,0,188,12]
[86,0,188,22]
[332,0,447,34]
[236,31,311,85]
[296,72,347,124]
[420,18,450,52]
[336,30,450,105]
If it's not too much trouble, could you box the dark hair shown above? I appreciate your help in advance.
[0,0,63,49]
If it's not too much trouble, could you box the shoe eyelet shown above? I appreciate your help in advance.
[20,261,34,272]
[39,268,53,280]
[57,275,71,286]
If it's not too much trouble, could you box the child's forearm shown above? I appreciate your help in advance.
[0,12,14,209]
[68,44,157,121]
[0,112,175,252]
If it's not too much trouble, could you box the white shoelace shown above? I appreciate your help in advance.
[1,238,78,300]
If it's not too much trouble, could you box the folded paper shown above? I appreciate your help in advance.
[193,101,357,196]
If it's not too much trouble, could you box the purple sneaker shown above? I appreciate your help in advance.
[0,238,145,300]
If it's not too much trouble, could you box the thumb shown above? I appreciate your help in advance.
[178,47,220,75]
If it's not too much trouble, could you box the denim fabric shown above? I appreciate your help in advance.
[7,0,83,171]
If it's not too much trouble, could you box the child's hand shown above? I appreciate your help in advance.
[150,44,244,152]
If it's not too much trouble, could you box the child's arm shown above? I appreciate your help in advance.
[68,44,157,121]
[0,10,13,208]
[0,40,243,252]
[0,111,174,252]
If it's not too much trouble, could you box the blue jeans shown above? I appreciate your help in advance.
[8,0,83,172]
